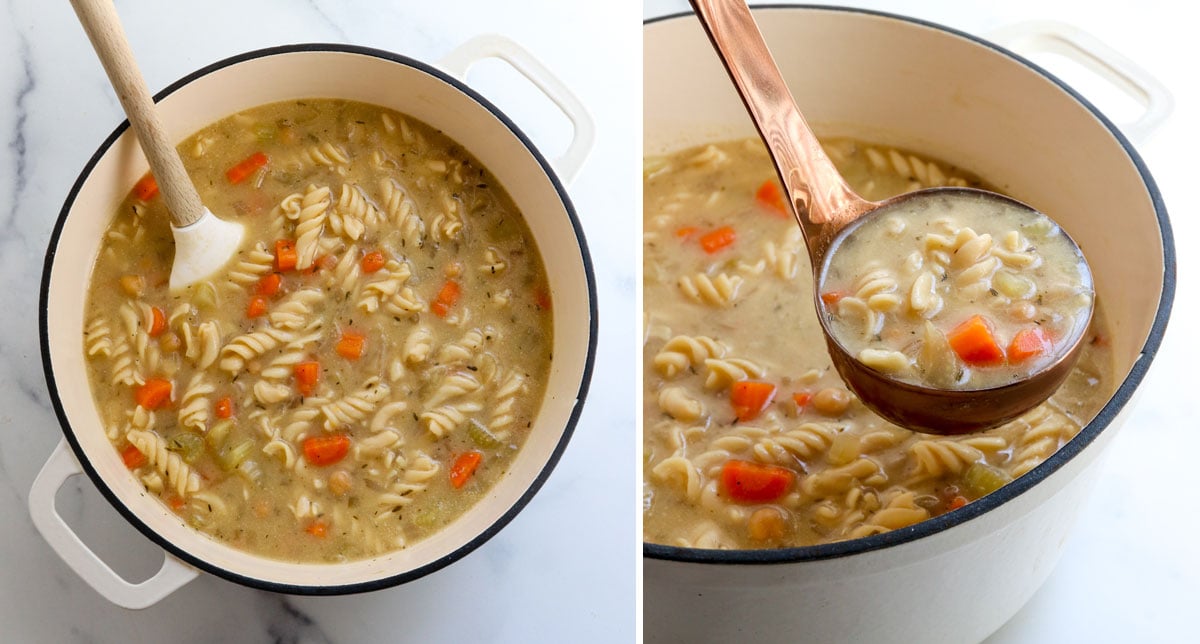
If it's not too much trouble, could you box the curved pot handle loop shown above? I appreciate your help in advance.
[438,34,596,184]
[28,440,198,609]
[988,21,1173,145]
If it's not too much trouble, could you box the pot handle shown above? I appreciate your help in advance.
[988,21,1172,144]
[438,34,595,184]
[28,440,199,609]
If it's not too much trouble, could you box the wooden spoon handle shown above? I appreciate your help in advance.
[70,0,204,228]
[688,0,873,262]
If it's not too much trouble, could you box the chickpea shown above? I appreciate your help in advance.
[328,469,353,496]
[119,274,145,298]
[812,387,851,417]
[159,331,181,353]
[747,507,788,542]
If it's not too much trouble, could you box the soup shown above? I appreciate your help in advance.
[643,137,1112,548]
[820,192,1093,389]
[82,99,552,562]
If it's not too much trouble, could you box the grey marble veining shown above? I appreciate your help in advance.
[0,1,637,642]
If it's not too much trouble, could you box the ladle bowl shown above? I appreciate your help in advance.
[816,189,1093,434]
[690,0,1094,433]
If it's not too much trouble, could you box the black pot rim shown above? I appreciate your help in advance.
[39,43,598,595]
[643,5,1175,565]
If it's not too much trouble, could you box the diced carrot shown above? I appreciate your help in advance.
[275,239,297,272]
[246,295,269,318]
[1008,327,1052,363]
[121,443,146,469]
[755,180,789,217]
[335,330,365,360]
[148,306,166,337]
[226,151,269,185]
[820,291,847,308]
[947,315,1005,366]
[699,226,736,254]
[133,173,159,201]
[214,396,233,419]
[305,520,328,538]
[720,459,795,503]
[252,499,271,518]
[431,280,461,318]
[302,435,350,466]
[361,251,386,274]
[535,287,552,311]
[730,381,777,422]
[134,378,173,410]
[793,392,812,408]
[675,226,699,239]
[168,495,186,511]
[294,361,320,396]
[450,451,483,489]
[301,254,334,276]
[947,495,969,511]
[255,273,282,297]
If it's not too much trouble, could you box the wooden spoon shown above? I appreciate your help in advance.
[689,0,1094,434]
[70,0,243,291]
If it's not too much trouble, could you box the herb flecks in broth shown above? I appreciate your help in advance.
[84,99,552,563]
[642,137,1112,549]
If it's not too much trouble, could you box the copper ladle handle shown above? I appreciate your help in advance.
[688,0,874,264]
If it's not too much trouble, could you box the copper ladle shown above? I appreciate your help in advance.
[689,0,1094,434]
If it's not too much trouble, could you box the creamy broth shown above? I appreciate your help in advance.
[643,137,1113,549]
[821,192,1092,389]
[83,99,552,562]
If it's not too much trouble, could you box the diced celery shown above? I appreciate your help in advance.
[254,124,275,142]
[167,432,205,463]
[191,281,218,309]
[218,439,255,471]
[962,462,1013,498]
[207,419,234,449]
[467,419,502,449]
[993,271,1035,299]
[412,511,439,529]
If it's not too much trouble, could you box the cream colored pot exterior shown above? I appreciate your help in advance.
[35,41,596,600]
[644,8,1172,644]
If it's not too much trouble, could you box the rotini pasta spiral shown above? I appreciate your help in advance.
[653,335,727,379]
[177,373,215,432]
[294,184,331,270]
[678,272,743,307]
[321,377,391,430]
[126,430,201,497]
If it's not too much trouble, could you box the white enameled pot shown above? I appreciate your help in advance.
[31,36,597,608]
[643,8,1174,644]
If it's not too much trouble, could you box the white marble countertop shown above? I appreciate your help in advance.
[645,1,1199,642]
[0,1,636,642]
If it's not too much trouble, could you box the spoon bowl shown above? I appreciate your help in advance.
[71,0,243,291]
[690,0,1095,433]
